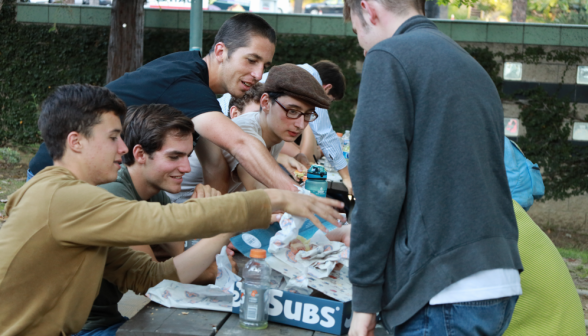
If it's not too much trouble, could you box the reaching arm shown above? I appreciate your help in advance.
[192,112,298,191]
[337,166,353,195]
[173,233,233,283]
[349,50,413,314]
[280,141,301,157]
[195,137,230,194]
[49,186,273,247]
[50,181,345,246]
[103,247,179,295]
[309,107,347,171]
[237,164,267,191]
[300,125,320,162]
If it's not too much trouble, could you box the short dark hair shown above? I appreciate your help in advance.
[343,0,425,24]
[208,13,276,57]
[266,92,286,103]
[228,83,264,118]
[313,60,346,101]
[122,104,195,166]
[38,84,126,160]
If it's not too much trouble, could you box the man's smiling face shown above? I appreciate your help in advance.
[219,35,275,98]
[142,132,194,194]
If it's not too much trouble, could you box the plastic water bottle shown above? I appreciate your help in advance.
[240,249,271,329]
[305,164,328,197]
[342,130,350,162]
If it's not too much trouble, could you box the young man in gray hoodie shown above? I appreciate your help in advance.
[344,0,523,335]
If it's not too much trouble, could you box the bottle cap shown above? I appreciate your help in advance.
[250,249,267,259]
[307,164,327,180]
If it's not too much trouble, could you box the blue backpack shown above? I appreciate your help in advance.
[504,137,545,211]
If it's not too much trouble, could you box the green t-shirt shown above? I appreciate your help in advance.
[82,165,171,331]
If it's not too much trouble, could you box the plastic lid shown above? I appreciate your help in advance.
[250,249,267,259]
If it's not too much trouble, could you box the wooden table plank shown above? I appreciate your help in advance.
[216,314,315,336]
[312,323,390,336]
[116,302,231,336]
[312,323,391,336]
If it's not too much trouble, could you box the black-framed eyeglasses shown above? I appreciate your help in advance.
[274,100,318,122]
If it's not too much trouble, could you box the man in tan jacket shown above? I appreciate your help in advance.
[0,84,343,335]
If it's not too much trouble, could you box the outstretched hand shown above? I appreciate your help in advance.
[263,189,344,232]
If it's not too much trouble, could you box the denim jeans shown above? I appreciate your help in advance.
[394,296,518,336]
[72,318,128,336]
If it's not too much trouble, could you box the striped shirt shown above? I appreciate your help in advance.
[217,63,348,171]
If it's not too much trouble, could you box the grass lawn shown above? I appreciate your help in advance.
[0,179,26,214]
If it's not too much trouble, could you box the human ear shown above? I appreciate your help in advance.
[214,42,226,63]
[360,0,378,25]
[133,145,147,164]
[322,84,333,95]
[260,93,271,113]
[229,106,240,119]
[66,131,83,154]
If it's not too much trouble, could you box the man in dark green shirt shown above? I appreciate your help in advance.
[77,104,231,335]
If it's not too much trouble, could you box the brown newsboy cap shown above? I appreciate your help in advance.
[264,64,331,110]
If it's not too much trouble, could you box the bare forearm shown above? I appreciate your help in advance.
[193,113,295,191]
[300,126,318,162]
[196,138,230,194]
[338,166,350,180]
[237,164,267,191]
[159,242,185,257]
[280,141,301,157]
[233,139,298,191]
[173,233,233,283]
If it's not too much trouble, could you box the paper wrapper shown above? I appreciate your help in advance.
[145,246,240,311]
[145,280,233,311]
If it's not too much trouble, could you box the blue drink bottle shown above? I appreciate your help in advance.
[304,165,328,198]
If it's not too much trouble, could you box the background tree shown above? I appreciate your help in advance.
[512,0,528,21]
[106,0,144,83]
[294,0,303,13]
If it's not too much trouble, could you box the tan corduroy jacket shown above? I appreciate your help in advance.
[0,166,271,335]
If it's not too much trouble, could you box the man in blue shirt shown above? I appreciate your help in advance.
[29,13,299,194]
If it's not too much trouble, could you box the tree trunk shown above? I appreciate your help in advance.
[439,5,449,19]
[294,0,303,13]
[106,0,144,84]
[511,0,527,22]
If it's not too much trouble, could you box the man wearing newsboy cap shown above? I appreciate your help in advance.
[220,63,332,192]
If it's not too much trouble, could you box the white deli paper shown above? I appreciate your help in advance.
[268,213,310,293]
[295,231,349,278]
[145,280,233,311]
[266,255,352,302]
[145,246,240,311]
[215,246,242,293]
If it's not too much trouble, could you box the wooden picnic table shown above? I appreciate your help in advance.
[116,302,389,336]
[116,254,387,336]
